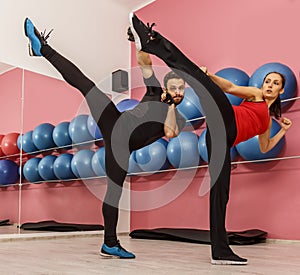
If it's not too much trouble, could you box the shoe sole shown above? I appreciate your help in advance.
[129,12,142,51]
[100,251,121,259]
[100,251,135,259]
[24,18,41,56]
[24,18,29,37]
[211,259,248,265]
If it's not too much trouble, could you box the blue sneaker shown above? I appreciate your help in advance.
[24,18,53,56]
[100,241,135,259]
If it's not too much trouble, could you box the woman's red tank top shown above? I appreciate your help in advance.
[232,101,270,146]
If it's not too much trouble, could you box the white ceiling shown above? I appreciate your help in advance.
[118,0,153,9]
[0,62,15,75]
[0,0,155,77]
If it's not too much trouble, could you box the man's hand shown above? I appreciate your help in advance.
[161,92,175,105]
[164,103,179,138]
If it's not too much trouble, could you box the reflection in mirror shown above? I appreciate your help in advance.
[0,61,22,234]
[19,67,107,235]
[1,62,131,236]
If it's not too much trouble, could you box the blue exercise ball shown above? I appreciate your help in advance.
[236,118,285,161]
[71,149,96,178]
[17,131,38,154]
[53,153,75,180]
[198,128,239,163]
[87,115,102,140]
[38,155,57,181]
[91,147,106,177]
[91,147,141,176]
[32,123,56,150]
[17,134,23,151]
[215,68,250,106]
[23,157,43,183]
[135,138,170,172]
[52,121,72,149]
[116,99,139,112]
[177,87,204,127]
[0,160,19,185]
[69,114,94,144]
[248,62,297,109]
[167,131,200,168]
[128,151,142,174]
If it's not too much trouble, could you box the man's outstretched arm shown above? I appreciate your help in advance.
[137,50,153,79]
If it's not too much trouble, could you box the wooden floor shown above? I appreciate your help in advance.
[0,230,299,274]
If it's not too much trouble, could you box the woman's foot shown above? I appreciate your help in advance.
[129,12,156,52]
[211,253,248,265]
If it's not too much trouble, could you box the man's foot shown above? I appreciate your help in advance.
[100,241,136,259]
[24,18,52,56]
[129,12,156,51]
[211,253,248,265]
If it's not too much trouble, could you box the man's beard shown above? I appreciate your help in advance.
[173,96,183,105]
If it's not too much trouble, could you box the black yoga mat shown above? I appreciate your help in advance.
[20,220,104,232]
[130,228,267,245]
[0,219,11,226]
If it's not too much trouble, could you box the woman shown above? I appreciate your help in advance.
[129,12,292,265]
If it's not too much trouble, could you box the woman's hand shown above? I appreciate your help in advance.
[258,117,291,153]
[280,117,292,131]
[200,66,209,75]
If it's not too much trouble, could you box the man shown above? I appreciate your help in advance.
[24,17,186,259]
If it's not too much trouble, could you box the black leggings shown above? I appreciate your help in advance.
[41,45,150,246]
[143,33,238,257]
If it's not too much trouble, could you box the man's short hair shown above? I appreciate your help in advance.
[163,71,185,88]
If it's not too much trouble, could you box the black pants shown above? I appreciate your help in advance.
[143,33,238,257]
[41,45,164,246]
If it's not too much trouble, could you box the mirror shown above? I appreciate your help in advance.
[0,63,114,235]
[18,67,107,234]
[0,62,22,234]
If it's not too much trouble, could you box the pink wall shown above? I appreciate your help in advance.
[130,0,300,240]
[0,68,104,225]
[0,68,23,132]
[23,70,84,130]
